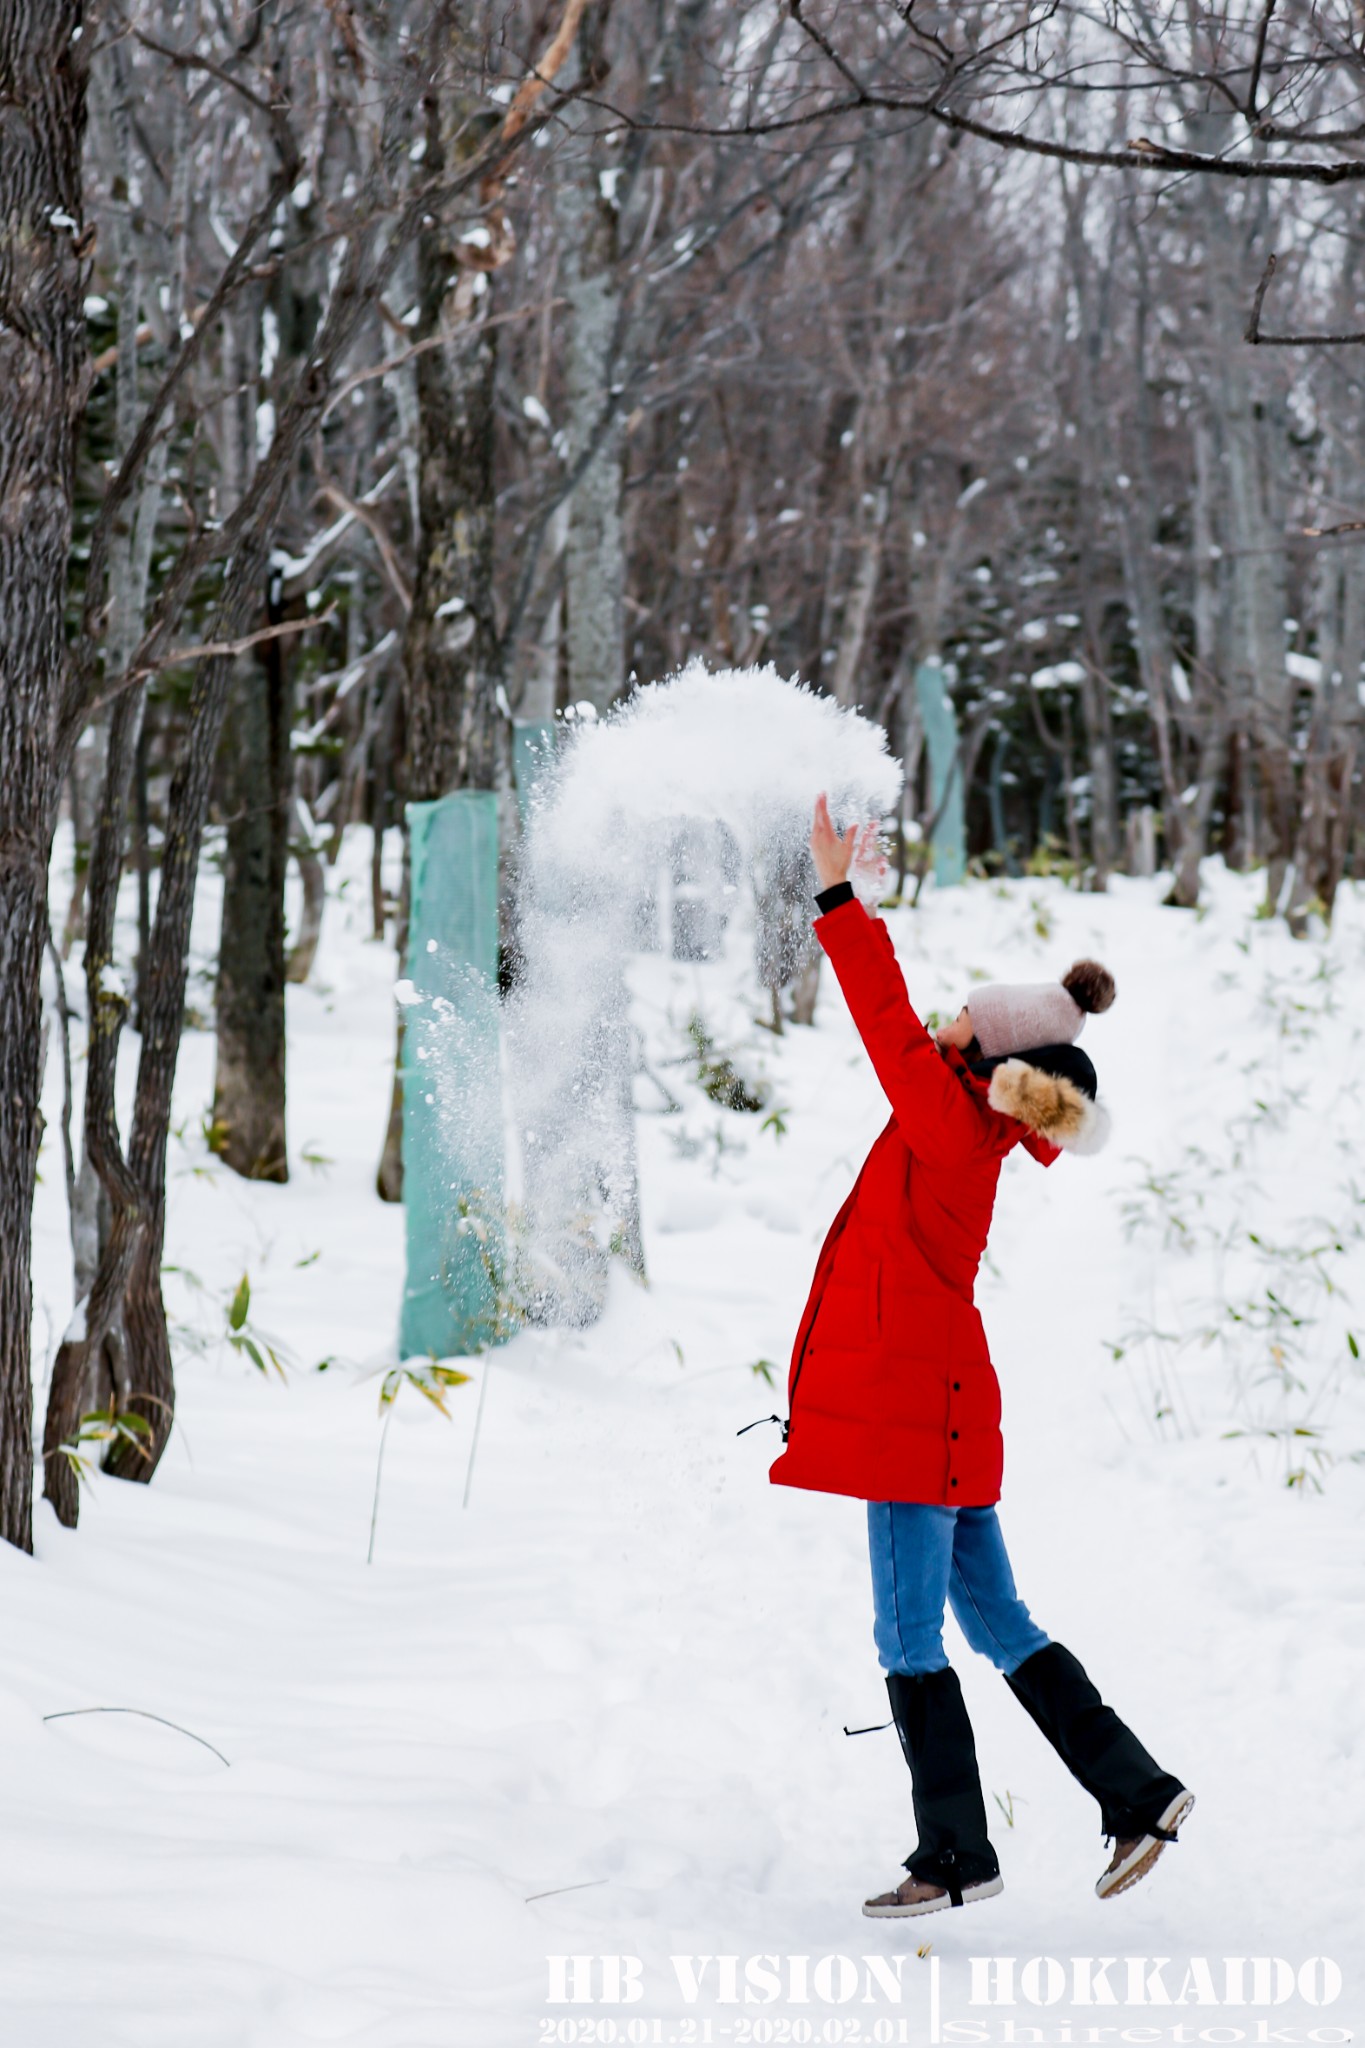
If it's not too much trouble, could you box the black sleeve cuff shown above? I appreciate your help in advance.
[814,880,855,915]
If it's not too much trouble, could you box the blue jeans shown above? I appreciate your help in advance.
[867,1501,1051,1677]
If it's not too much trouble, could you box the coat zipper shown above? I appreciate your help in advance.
[783,1167,870,1444]
[784,1332,812,1442]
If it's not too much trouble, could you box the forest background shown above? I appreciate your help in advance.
[4,0,1365,1558]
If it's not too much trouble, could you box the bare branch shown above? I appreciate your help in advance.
[497,0,589,156]
[131,28,279,122]
[64,75,543,757]
[937,110,1365,184]
[1246,0,1278,120]
[75,154,298,680]
[578,78,1365,182]
[1245,251,1280,341]
[318,480,411,611]
[320,297,565,421]
[481,0,590,230]
[1246,249,1365,343]
[84,612,337,719]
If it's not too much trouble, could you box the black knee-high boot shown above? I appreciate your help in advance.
[886,1669,1000,1899]
[1004,1642,1186,1839]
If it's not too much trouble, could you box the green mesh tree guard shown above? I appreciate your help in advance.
[512,717,557,821]
[915,659,967,889]
[399,790,507,1360]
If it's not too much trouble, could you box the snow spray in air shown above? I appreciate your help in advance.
[506,661,901,1326]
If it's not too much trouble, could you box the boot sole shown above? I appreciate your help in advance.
[862,1875,1003,1919]
[1096,1791,1195,1900]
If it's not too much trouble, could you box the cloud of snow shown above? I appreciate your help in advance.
[505,661,901,1324]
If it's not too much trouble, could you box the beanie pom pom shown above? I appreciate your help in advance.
[1062,958,1116,1015]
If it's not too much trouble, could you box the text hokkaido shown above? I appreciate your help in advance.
[545,1957,1342,2009]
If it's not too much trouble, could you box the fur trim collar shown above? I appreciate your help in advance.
[987,1057,1111,1155]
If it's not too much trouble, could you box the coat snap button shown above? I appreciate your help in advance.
[951,1430,959,1440]
[953,1381,961,1391]
[950,1477,958,1488]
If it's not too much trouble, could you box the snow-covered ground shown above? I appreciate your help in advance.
[14,837,1365,2044]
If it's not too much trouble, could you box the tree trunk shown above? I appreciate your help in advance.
[380,85,508,1202]
[60,722,99,952]
[211,614,292,1183]
[555,120,626,713]
[43,680,146,1525]
[46,1,500,1499]
[830,458,893,712]
[403,289,502,793]
[402,90,503,798]
[115,607,270,1480]
[1286,478,1365,932]
[205,220,292,1176]
[754,842,817,1030]
[1160,412,1230,907]
[211,166,320,1177]
[46,599,272,1507]
[286,796,326,983]
[0,0,90,1551]
[1061,173,1119,889]
[44,55,184,1521]
[1194,151,1288,890]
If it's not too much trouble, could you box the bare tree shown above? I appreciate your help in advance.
[0,0,91,1552]
[38,3,552,1534]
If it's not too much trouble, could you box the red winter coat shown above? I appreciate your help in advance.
[768,896,1060,1507]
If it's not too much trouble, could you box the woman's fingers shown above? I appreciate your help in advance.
[810,792,838,860]
[810,800,885,889]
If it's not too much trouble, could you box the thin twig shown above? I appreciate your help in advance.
[318,482,411,612]
[321,299,566,421]
[321,331,452,422]
[157,609,336,676]
[1245,0,1278,119]
[131,29,301,223]
[524,1877,608,1903]
[1245,252,1279,341]
[1246,246,1365,346]
[461,1359,493,1510]
[367,1403,394,1563]
[81,608,334,724]
[43,1706,230,1767]
[91,322,155,376]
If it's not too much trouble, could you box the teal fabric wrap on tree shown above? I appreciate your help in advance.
[399,791,507,1359]
[916,660,966,889]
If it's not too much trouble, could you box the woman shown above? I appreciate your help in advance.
[768,796,1193,1921]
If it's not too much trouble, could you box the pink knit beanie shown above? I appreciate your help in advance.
[969,960,1116,1059]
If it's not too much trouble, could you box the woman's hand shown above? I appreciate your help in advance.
[810,792,883,893]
